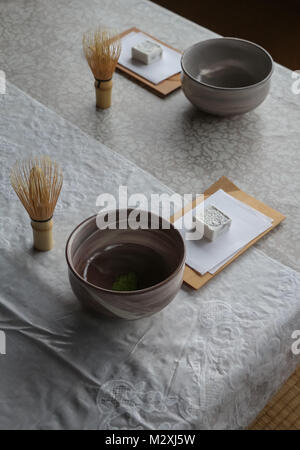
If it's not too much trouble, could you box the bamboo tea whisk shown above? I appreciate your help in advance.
[83,27,121,109]
[10,156,63,251]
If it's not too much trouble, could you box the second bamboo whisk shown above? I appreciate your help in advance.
[83,27,121,109]
[10,156,63,252]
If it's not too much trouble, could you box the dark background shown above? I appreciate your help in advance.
[151,0,300,70]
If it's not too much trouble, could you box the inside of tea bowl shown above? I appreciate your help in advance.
[65,210,186,319]
[182,37,273,89]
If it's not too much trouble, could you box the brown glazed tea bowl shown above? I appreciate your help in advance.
[65,210,186,320]
[181,37,273,116]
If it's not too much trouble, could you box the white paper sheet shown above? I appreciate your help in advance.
[119,31,182,85]
[174,189,273,275]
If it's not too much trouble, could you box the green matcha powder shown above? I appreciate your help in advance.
[112,272,138,291]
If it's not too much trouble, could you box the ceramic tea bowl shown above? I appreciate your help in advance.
[181,37,273,116]
[65,210,186,320]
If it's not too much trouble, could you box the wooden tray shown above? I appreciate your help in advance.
[117,27,182,97]
[170,176,286,290]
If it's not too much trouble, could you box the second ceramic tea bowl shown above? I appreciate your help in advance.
[65,210,186,320]
[181,37,274,116]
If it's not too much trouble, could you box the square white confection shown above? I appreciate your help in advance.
[131,40,163,65]
[195,205,232,241]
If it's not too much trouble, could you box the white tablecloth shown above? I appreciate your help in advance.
[0,82,300,429]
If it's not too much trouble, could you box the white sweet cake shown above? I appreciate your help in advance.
[195,205,232,241]
[131,40,163,65]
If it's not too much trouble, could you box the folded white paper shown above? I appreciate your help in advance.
[119,31,182,85]
[174,189,273,275]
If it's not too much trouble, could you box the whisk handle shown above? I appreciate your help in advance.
[31,218,54,251]
[94,79,112,109]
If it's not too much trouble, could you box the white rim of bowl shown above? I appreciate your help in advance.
[181,37,274,91]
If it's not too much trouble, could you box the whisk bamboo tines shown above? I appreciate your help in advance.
[10,156,63,251]
[83,27,121,109]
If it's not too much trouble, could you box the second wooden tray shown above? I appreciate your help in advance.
[170,176,286,290]
[117,27,182,97]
